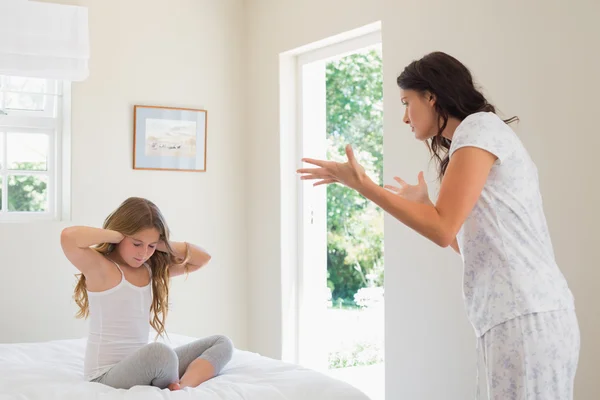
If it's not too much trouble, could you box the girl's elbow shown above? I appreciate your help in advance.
[60,226,77,242]
[196,253,212,268]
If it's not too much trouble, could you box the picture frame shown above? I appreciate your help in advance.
[133,105,208,172]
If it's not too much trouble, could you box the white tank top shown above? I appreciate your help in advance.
[84,260,152,381]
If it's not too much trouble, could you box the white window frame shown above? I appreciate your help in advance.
[0,75,71,222]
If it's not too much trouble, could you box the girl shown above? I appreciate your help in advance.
[61,197,233,391]
[297,51,579,399]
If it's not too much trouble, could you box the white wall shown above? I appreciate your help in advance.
[245,0,600,399]
[0,0,248,350]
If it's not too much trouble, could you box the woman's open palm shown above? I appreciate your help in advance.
[384,171,432,205]
[297,144,368,191]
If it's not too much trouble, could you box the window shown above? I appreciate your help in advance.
[0,75,71,221]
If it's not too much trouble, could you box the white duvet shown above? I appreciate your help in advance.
[0,334,370,400]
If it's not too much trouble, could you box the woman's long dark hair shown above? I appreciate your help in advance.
[397,51,518,180]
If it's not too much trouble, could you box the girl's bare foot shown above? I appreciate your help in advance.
[179,359,216,389]
[168,382,181,391]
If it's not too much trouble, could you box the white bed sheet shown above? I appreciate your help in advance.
[0,334,371,400]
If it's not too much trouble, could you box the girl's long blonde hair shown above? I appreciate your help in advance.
[73,197,188,337]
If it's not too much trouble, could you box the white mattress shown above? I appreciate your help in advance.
[0,333,370,400]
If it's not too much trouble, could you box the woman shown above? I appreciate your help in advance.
[297,51,579,399]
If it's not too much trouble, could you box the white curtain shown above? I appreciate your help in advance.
[0,0,89,81]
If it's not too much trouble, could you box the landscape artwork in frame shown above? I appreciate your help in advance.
[133,105,207,172]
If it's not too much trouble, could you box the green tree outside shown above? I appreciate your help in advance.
[1,162,48,212]
[326,49,384,308]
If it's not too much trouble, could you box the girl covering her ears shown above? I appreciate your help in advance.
[61,197,233,391]
[298,51,579,400]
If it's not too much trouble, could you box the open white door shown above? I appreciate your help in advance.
[297,58,329,371]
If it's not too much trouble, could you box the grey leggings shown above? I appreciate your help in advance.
[91,335,234,389]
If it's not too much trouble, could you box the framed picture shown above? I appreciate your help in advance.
[133,105,207,172]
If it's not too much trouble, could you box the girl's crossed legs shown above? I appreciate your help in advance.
[91,335,234,390]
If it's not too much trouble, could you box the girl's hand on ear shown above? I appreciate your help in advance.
[156,240,169,253]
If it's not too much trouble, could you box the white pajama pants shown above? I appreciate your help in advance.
[478,309,580,400]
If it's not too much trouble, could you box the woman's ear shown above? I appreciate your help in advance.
[426,91,437,106]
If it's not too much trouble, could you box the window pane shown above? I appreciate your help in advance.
[5,76,48,93]
[0,176,2,211]
[4,92,46,111]
[2,77,55,112]
[7,133,48,171]
[0,133,3,169]
[7,174,48,212]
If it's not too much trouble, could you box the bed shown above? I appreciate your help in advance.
[0,333,371,400]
